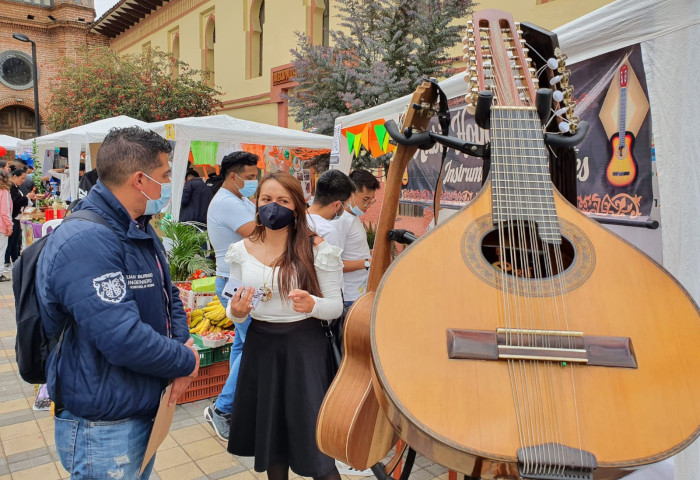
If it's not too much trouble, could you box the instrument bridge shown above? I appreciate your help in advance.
[447,328,637,368]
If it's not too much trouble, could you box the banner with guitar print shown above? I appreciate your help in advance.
[569,43,653,221]
[400,44,654,223]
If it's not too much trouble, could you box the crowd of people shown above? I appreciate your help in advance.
[0,159,38,281]
[23,126,382,480]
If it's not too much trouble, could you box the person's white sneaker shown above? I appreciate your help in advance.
[335,460,373,476]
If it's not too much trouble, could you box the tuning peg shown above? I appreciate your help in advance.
[547,58,558,70]
[558,121,571,133]
[552,90,564,103]
[549,75,562,86]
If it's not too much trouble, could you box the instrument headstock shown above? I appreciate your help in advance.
[619,65,628,88]
[463,9,580,133]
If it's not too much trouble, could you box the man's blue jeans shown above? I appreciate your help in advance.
[215,276,251,414]
[54,409,155,479]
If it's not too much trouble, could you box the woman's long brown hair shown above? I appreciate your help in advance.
[250,171,322,299]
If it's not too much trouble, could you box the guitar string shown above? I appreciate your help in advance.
[511,46,559,476]
[527,105,568,477]
[482,29,532,473]
[505,34,551,476]
[490,30,542,473]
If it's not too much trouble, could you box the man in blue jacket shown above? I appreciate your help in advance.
[36,127,200,479]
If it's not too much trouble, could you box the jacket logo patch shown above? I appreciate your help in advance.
[93,272,127,303]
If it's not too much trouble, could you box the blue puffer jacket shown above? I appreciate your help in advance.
[36,181,195,421]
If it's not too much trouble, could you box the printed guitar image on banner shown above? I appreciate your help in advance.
[571,45,653,219]
[601,62,647,187]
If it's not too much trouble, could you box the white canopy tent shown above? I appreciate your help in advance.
[0,134,21,151]
[333,0,698,297]
[148,114,333,221]
[332,0,699,476]
[17,115,151,201]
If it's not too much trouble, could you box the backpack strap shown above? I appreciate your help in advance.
[62,209,115,232]
[50,209,115,414]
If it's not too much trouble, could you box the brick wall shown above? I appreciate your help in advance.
[0,0,109,134]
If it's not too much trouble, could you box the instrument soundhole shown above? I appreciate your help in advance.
[480,221,576,279]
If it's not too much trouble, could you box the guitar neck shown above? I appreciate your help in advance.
[366,82,438,291]
[618,87,627,144]
[367,144,420,292]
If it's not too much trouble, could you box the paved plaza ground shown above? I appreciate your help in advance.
[0,280,448,480]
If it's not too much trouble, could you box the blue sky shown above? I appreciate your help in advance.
[94,0,120,18]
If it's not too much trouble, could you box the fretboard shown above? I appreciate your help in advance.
[490,106,561,244]
[618,86,627,146]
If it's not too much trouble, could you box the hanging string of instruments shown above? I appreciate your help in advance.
[317,8,700,480]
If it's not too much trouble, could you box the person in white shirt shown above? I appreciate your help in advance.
[225,171,343,480]
[335,169,379,308]
[306,169,355,248]
[204,151,259,441]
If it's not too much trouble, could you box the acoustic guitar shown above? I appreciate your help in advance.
[370,9,700,480]
[605,65,638,187]
[316,81,440,469]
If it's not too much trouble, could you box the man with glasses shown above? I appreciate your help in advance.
[36,127,200,479]
[306,169,355,248]
[335,169,380,308]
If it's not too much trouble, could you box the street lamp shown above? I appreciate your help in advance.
[12,33,40,138]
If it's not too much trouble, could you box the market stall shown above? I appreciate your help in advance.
[330,0,699,475]
[16,116,151,201]
[331,0,697,294]
[148,114,333,221]
[0,134,20,152]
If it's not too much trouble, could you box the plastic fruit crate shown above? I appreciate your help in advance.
[176,361,230,405]
[192,334,233,364]
[193,344,213,367]
[176,282,216,310]
[213,343,232,363]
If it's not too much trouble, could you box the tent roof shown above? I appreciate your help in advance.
[0,134,21,150]
[149,114,332,149]
[17,116,151,149]
[335,0,698,130]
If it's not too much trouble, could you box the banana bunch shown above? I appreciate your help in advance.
[189,298,233,334]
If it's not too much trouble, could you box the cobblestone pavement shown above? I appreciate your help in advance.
[0,280,448,480]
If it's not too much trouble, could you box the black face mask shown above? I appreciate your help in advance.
[258,202,295,230]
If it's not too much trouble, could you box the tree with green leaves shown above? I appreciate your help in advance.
[47,46,223,131]
[289,0,473,144]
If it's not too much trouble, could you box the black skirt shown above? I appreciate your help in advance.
[228,318,336,477]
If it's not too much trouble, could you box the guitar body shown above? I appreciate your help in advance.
[317,293,396,468]
[317,81,439,469]
[370,180,700,479]
[606,132,637,187]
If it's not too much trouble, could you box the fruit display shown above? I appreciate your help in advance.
[189,297,233,335]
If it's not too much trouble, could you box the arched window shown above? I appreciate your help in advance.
[258,1,265,78]
[204,16,215,86]
[171,33,180,78]
[249,0,264,79]
[322,0,330,47]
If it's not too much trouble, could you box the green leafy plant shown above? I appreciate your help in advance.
[364,220,377,249]
[159,218,214,282]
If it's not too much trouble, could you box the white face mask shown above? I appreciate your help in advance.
[332,201,345,220]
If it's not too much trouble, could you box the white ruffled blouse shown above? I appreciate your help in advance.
[224,239,344,323]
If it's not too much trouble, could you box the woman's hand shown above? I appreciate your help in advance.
[288,289,315,314]
[228,286,256,318]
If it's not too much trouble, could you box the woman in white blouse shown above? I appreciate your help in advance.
[225,171,343,480]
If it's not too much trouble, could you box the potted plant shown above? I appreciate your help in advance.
[159,218,214,282]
